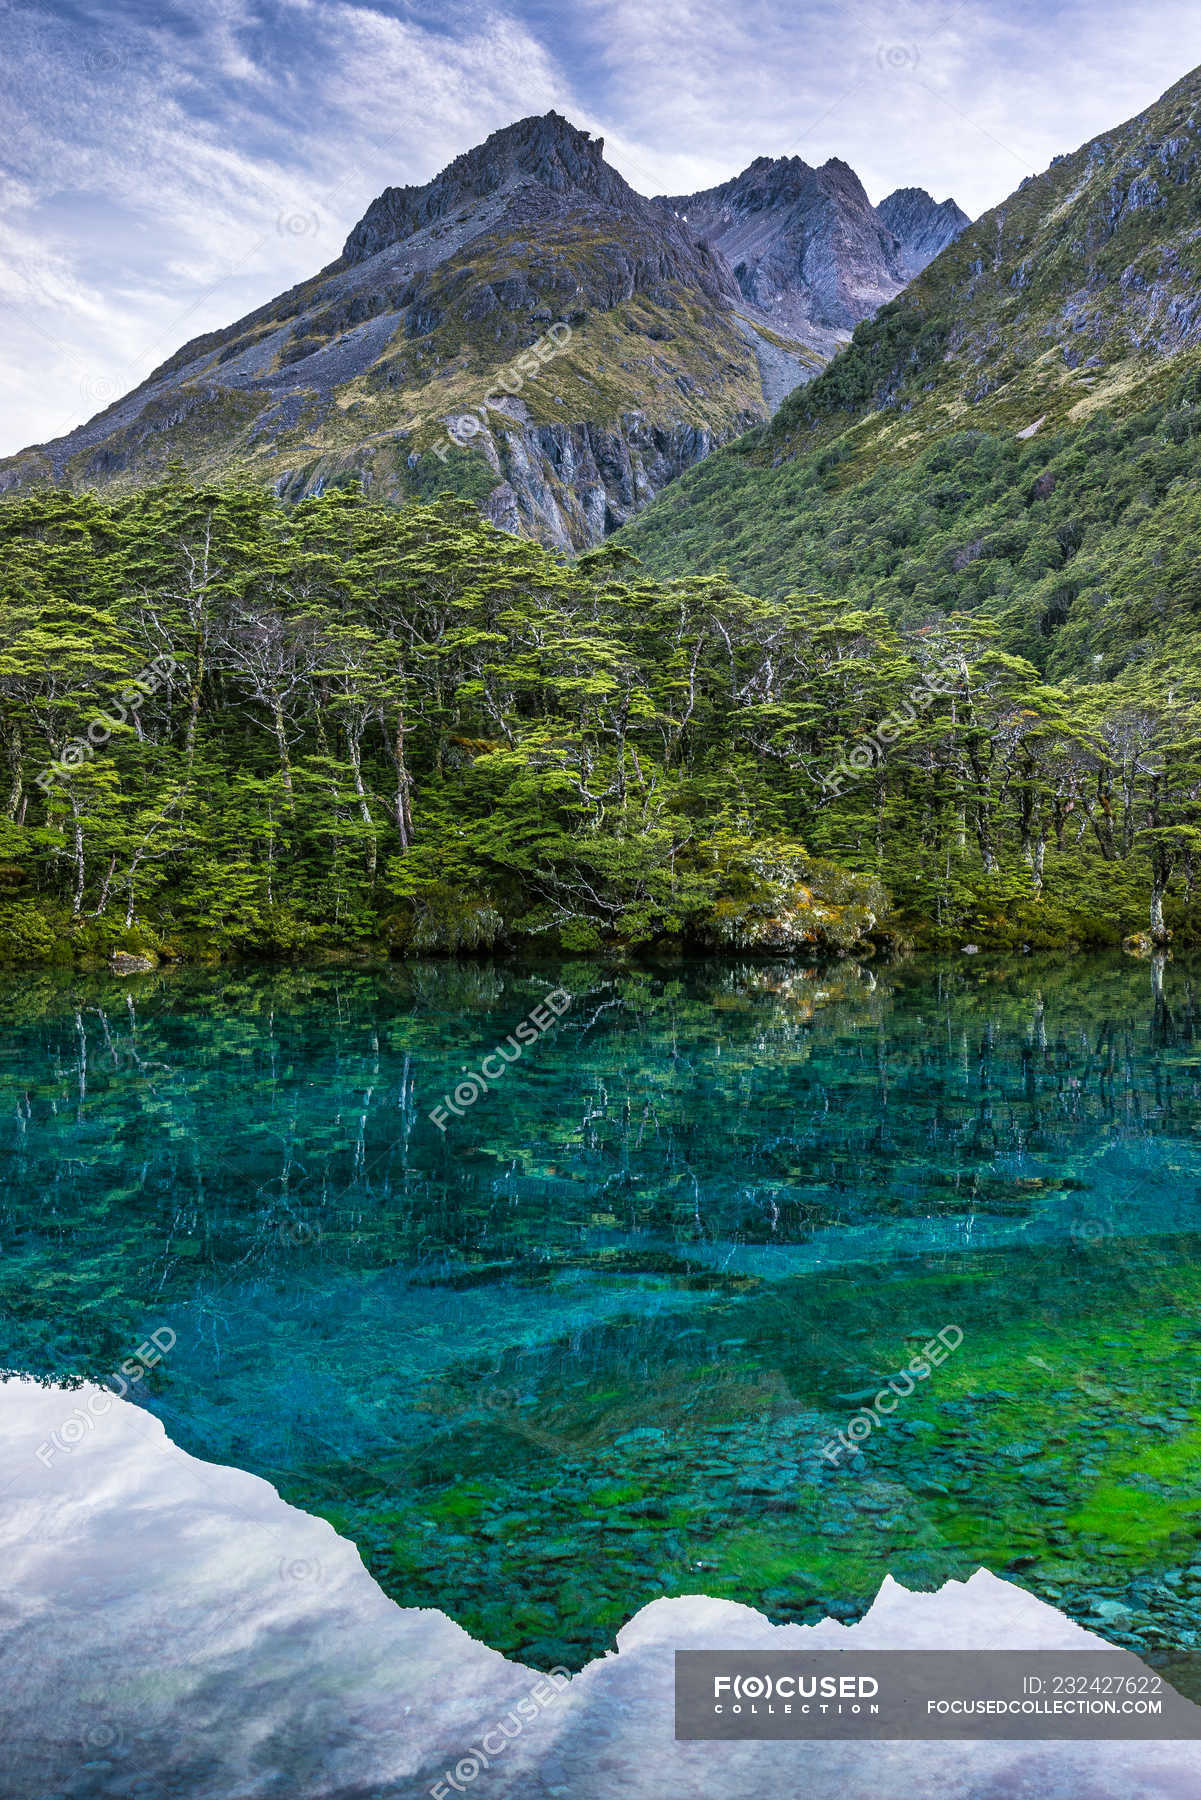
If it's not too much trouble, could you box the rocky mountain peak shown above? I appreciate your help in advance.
[662,152,966,343]
[342,111,634,263]
[669,155,813,221]
[0,105,971,556]
[876,187,971,279]
[820,155,865,183]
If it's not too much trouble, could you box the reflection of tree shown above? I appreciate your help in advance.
[0,954,1200,1387]
[1150,952,1180,1050]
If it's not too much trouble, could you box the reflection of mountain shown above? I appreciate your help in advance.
[8,1390,1174,1800]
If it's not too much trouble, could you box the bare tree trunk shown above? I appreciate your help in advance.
[1092,771,1116,860]
[184,645,205,772]
[1021,792,1045,895]
[387,708,413,849]
[4,721,22,820]
[1150,846,1173,943]
[70,798,86,916]
[122,795,181,927]
[346,728,377,882]
[90,855,118,918]
[265,802,275,906]
[272,700,294,810]
[974,805,999,875]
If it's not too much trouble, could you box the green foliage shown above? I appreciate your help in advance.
[0,480,887,962]
[619,392,1201,683]
[0,901,62,965]
[778,297,948,429]
[2,475,1198,962]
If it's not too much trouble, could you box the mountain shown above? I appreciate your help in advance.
[11,82,1201,971]
[876,187,971,279]
[0,114,962,550]
[618,63,1201,680]
[660,159,967,356]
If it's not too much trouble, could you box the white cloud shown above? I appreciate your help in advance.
[0,0,580,451]
[569,0,1201,209]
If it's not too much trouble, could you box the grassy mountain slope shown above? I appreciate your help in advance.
[619,65,1201,678]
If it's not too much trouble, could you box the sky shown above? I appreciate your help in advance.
[4,0,1201,457]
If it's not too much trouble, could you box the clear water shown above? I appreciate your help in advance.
[3,953,1201,1672]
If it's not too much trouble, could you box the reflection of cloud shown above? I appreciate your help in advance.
[5,0,1201,453]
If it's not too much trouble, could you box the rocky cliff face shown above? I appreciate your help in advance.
[476,413,742,548]
[0,112,965,549]
[876,187,972,280]
[662,159,968,357]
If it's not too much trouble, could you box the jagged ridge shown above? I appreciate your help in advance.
[0,111,966,550]
[661,157,967,351]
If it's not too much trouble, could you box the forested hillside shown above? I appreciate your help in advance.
[1,476,1197,967]
[617,356,1201,679]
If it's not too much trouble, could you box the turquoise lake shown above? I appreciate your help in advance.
[3,953,1201,1674]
